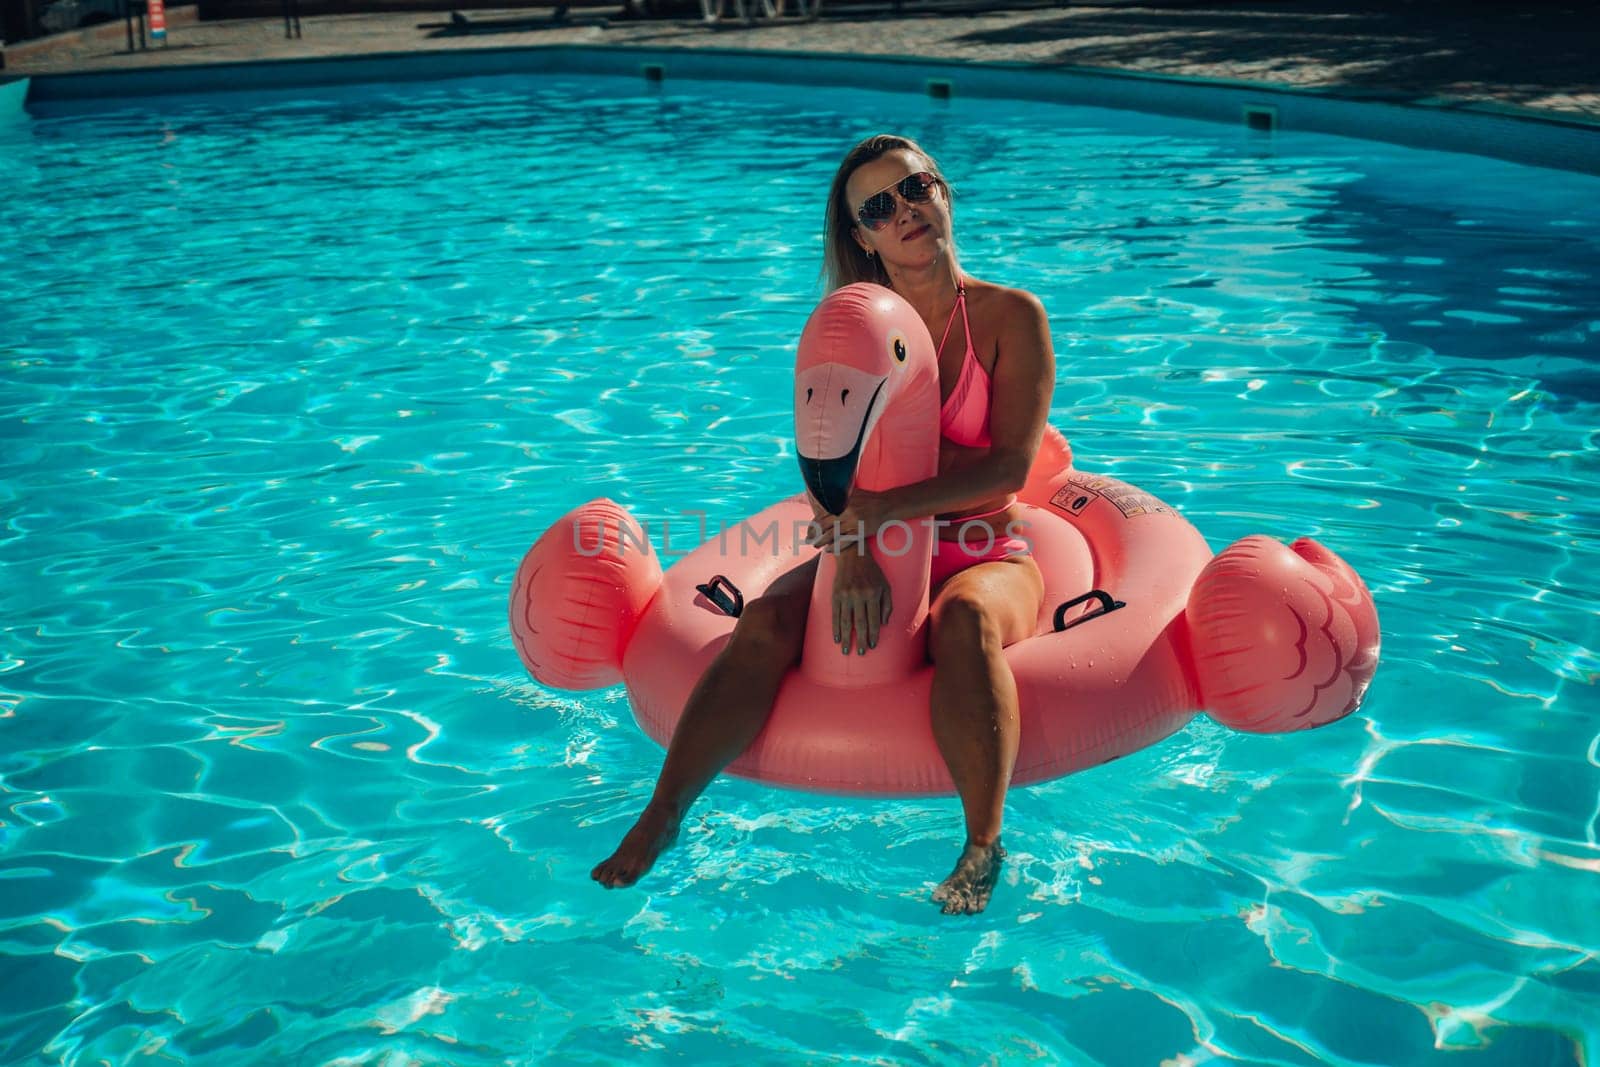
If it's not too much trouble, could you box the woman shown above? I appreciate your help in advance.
[591,134,1056,915]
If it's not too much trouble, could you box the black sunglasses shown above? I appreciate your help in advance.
[855,171,941,231]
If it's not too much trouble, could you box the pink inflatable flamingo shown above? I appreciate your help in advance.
[511,285,1380,794]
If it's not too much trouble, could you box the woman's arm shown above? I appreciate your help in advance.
[845,290,1056,532]
[938,436,993,478]
[806,488,892,652]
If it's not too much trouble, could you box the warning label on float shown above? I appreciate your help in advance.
[1050,473,1173,519]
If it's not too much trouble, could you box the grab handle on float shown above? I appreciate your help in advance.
[1052,590,1125,633]
[695,574,744,618]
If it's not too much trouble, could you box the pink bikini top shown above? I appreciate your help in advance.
[935,278,1016,517]
[937,279,991,449]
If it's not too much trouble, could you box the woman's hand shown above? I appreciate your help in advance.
[806,488,896,554]
[831,549,892,655]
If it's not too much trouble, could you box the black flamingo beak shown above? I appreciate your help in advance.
[799,448,857,516]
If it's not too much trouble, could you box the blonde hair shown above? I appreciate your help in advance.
[821,134,958,293]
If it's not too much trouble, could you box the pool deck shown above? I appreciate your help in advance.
[3,0,1597,127]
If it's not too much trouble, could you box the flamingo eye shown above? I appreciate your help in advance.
[892,336,907,363]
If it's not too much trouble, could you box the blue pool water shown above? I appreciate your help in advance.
[2,72,1597,1064]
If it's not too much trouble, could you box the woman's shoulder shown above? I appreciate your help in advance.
[965,276,1049,323]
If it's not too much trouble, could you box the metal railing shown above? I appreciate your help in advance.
[698,0,819,25]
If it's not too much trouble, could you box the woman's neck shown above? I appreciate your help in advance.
[884,256,963,322]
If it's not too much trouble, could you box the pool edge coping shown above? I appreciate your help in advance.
[17,41,1600,131]
[17,42,1600,175]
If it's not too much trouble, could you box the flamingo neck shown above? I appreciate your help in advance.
[799,359,941,686]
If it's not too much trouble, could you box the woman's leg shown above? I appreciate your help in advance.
[925,555,1044,914]
[591,554,819,888]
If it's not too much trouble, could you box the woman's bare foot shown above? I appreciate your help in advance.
[931,838,1007,915]
[590,803,682,889]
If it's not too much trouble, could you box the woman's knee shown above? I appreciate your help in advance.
[929,590,1002,660]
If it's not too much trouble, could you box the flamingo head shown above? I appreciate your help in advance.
[794,283,936,514]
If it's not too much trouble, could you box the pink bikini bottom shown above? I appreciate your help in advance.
[928,502,1031,588]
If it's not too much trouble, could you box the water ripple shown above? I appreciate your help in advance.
[2,72,1597,1066]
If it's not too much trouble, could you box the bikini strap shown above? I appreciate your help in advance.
[935,278,969,356]
[957,281,972,350]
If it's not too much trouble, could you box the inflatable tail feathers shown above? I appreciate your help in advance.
[1186,535,1380,733]
[510,499,663,690]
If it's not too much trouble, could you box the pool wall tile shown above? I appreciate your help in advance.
[20,44,1600,176]
[0,76,29,121]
